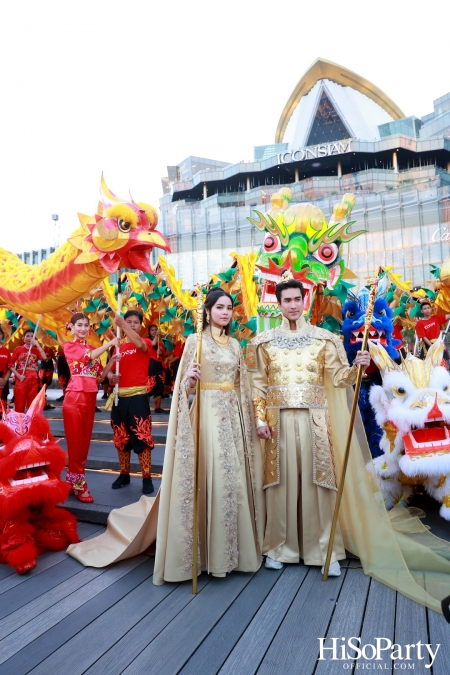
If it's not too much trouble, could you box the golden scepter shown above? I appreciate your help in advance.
[322,270,381,581]
[192,285,204,594]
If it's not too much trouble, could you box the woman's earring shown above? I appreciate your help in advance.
[70,325,75,336]
[206,313,210,324]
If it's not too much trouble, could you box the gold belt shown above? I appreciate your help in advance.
[200,381,234,392]
[105,385,148,411]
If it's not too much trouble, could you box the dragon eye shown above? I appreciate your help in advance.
[378,309,386,316]
[118,218,131,233]
[263,234,281,253]
[346,310,355,318]
[393,386,407,397]
[312,243,339,264]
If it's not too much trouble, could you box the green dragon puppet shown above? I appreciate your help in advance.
[248,188,366,331]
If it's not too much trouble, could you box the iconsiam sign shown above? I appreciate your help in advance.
[248,189,366,332]
[0,176,170,340]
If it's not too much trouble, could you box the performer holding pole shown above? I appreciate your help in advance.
[63,313,119,502]
[192,285,203,594]
[9,319,47,412]
[322,272,380,580]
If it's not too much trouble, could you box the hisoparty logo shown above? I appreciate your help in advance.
[318,638,440,669]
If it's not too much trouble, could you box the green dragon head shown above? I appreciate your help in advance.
[248,189,366,321]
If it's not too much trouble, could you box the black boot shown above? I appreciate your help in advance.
[112,474,131,489]
[142,477,154,494]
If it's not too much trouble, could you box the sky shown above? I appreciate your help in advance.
[0,0,449,253]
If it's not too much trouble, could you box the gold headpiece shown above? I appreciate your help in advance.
[280,269,294,284]
[368,338,445,388]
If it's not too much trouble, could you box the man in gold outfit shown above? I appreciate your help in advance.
[247,278,370,575]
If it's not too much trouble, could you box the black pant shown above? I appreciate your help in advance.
[111,393,154,454]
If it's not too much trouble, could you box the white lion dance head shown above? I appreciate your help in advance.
[368,338,450,521]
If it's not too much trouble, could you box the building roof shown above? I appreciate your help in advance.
[275,58,405,144]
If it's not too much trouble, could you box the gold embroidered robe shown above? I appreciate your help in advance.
[152,328,264,582]
[247,316,358,565]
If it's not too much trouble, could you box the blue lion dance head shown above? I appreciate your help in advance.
[341,296,401,459]
[342,297,401,364]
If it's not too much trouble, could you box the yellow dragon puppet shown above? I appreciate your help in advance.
[0,176,170,338]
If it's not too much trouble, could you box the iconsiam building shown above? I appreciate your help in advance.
[158,59,450,289]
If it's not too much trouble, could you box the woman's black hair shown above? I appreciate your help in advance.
[202,288,234,335]
[123,309,143,324]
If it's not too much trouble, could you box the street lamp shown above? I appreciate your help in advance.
[52,214,59,248]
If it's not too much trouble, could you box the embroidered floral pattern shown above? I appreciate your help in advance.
[174,334,198,573]
[112,422,130,452]
[66,471,88,494]
[211,389,240,572]
[131,416,154,450]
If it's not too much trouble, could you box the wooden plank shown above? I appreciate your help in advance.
[0,525,105,595]
[0,559,153,675]
[121,572,256,675]
[0,556,146,664]
[84,576,211,675]
[357,579,396,674]
[28,569,179,675]
[256,567,345,675]
[315,568,371,675]
[219,565,308,675]
[180,566,283,675]
[0,565,104,640]
[427,607,450,675]
[0,557,88,620]
[394,593,429,673]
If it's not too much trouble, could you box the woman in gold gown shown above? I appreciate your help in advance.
[67,289,264,585]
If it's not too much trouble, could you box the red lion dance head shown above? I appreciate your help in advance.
[0,388,79,574]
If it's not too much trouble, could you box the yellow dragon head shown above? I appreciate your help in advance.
[69,175,170,274]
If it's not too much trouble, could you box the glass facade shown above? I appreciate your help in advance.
[379,116,422,139]
[306,89,351,146]
[254,143,287,161]
[158,172,450,291]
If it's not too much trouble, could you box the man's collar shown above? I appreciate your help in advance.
[279,315,309,334]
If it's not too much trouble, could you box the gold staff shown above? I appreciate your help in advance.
[322,271,380,581]
[192,285,204,594]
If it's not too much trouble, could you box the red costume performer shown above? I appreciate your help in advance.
[63,338,102,501]
[416,314,447,342]
[9,334,46,413]
[0,342,11,403]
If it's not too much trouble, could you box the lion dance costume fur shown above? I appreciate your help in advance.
[0,388,79,574]
[368,338,450,521]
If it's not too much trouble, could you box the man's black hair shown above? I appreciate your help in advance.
[275,279,305,303]
[123,309,143,323]
[24,328,34,336]
[421,301,431,309]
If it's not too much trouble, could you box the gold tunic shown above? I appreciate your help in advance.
[247,316,358,489]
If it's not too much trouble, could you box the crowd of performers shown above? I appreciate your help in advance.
[2,280,450,614]
[0,316,185,504]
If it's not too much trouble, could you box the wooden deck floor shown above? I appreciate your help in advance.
[1,522,449,675]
